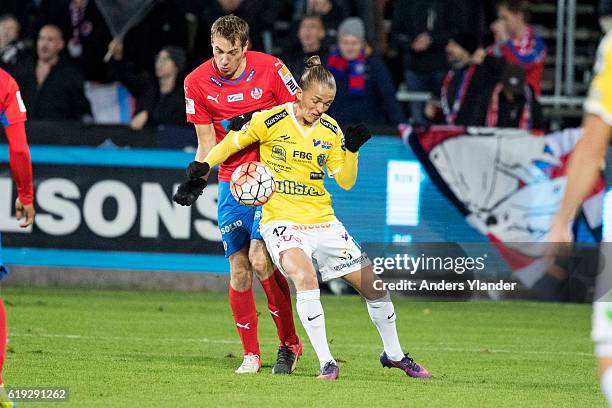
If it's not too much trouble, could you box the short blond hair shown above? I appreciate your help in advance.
[210,15,249,47]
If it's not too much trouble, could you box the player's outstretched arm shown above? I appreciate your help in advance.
[550,114,612,240]
[333,124,372,190]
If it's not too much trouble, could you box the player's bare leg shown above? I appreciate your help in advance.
[249,240,302,374]
[228,247,260,373]
[279,248,338,379]
[342,265,431,378]
[599,357,612,405]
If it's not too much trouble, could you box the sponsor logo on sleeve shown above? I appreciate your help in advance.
[277,64,298,95]
[185,97,195,114]
[15,91,26,112]
[227,93,244,103]
[245,69,256,82]
[265,110,289,128]
[319,117,338,134]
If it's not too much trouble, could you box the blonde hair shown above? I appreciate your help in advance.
[299,55,336,91]
[211,15,249,47]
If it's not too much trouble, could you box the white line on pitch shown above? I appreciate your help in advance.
[9,332,594,357]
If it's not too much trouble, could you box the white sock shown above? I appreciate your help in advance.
[296,289,335,369]
[602,367,612,406]
[366,293,405,361]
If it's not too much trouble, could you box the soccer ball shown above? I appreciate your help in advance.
[230,161,276,207]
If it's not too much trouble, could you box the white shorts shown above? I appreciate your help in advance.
[593,300,612,357]
[260,219,371,282]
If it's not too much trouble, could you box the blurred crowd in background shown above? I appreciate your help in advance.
[0,0,598,137]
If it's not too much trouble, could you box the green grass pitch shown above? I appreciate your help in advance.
[2,287,606,407]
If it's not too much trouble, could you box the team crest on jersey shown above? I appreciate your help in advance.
[317,153,326,167]
[245,69,256,82]
[250,87,263,100]
[319,118,338,134]
[209,75,223,87]
[265,110,288,128]
[277,64,298,95]
[271,145,287,162]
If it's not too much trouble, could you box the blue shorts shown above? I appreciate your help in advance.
[0,234,7,279]
[218,181,263,258]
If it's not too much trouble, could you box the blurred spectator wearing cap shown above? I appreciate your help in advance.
[285,14,328,77]
[391,0,468,124]
[485,63,544,130]
[17,24,92,121]
[109,40,186,131]
[489,0,546,96]
[426,32,505,127]
[0,13,30,73]
[326,17,405,127]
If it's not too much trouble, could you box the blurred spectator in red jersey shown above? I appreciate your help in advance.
[488,0,546,96]
[15,25,92,121]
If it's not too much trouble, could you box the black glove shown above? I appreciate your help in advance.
[173,178,207,206]
[222,109,260,132]
[344,123,372,153]
[186,161,210,180]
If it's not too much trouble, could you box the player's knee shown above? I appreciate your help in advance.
[249,251,271,278]
[295,271,318,290]
[229,254,253,291]
[230,267,252,291]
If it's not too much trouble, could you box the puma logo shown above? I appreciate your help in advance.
[236,322,251,329]
[307,314,322,322]
[207,94,220,104]
[269,309,280,317]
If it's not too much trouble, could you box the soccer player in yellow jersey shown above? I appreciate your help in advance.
[549,3,612,404]
[178,55,431,380]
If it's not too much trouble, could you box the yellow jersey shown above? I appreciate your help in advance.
[204,102,359,224]
[585,32,612,125]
